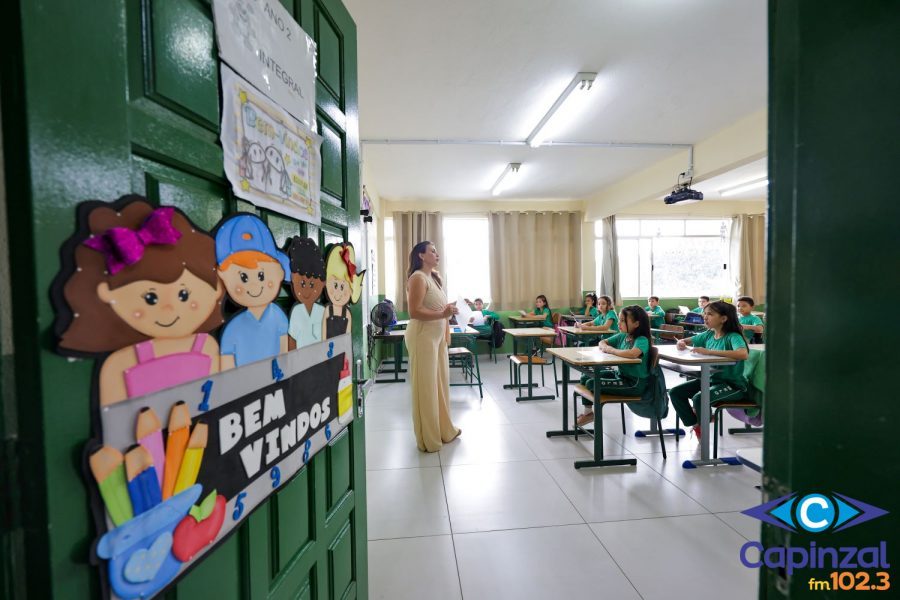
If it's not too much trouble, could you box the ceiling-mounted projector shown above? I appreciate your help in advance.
[664,171,703,205]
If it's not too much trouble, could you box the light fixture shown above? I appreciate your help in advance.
[491,163,522,196]
[526,72,597,148]
[719,177,768,197]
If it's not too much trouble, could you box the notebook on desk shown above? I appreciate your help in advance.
[678,305,691,315]
[519,310,527,316]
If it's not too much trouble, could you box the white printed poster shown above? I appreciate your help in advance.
[221,64,323,225]
[212,0,317,128]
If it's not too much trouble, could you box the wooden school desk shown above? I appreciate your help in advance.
[656,345,742,469]
[502,327,557,402]
[507,314,550,354]
[545,347,641,469]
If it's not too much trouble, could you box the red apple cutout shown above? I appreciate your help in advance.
[172,494,226,562]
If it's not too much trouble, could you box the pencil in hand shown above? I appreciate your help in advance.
[89,446,133,526]
[125,444,162,515]
[136,407,165,489]
[162,401,191,500]
[174,422,207,495]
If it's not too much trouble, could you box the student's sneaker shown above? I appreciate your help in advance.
[576,412,595,427]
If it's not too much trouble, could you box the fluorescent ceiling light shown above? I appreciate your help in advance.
[719,177,768,197]
[526,72,597,148]
[491,163,522,196]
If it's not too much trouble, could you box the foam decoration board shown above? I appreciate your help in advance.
[286,236,326,349]
[50,197,356,599]
[322,242,366,339]
[213,212,291,369]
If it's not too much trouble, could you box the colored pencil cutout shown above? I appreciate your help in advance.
[136,407,165,489]
[174,422,208,495]
[125,445,162,516]
[89,446,133,526]
[162,401,191,500]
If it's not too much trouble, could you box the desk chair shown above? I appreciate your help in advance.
[571,347,668,459]
[657,324,684,344]
[713,399,760,458]
[449,334,483,399]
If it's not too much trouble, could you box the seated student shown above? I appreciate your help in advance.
[736,296,764,343]
[691,296,711,314]
[527,294,553,327]
[466,297,499,336]
[645,296,665,328]
[582,293,600,318]
[579,295,618,332]
[576,305,653,426]
[669,301,749,438]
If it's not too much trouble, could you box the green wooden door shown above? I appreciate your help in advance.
[0,0,366,598]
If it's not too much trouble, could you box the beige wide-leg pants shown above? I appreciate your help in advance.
[405,319,460,452]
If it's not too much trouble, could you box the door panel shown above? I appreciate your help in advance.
[4,0,365,597]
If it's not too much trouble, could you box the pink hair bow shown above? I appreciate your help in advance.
[83,207,182,274]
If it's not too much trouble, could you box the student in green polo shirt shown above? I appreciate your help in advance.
[691,295,710,314]
[669,301,749,439]
[527,294,553,327]
[582,293,600,319]
[576,305,653,426]
[736,296,764,343]
[580,294,618,332]
[467,297,499,336]
[645,296,665,328]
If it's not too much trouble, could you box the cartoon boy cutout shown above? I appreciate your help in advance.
[287,237,326,349]
[215,214,290,369]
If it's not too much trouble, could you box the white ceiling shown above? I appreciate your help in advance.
[344,0,767,202]
[694,157,768,200]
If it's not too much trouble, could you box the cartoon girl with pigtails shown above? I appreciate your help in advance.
[322,243,366,339]
[54,196,225,406]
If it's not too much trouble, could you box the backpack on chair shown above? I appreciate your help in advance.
[491,319,506,348]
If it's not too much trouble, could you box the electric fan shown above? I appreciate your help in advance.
[370,300,396,334]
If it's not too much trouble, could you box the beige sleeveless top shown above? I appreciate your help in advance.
[409,271,447,314]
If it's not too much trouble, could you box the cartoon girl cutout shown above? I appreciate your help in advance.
[54,196,225,406]
[322,243,366,339]
[287,236,326,349]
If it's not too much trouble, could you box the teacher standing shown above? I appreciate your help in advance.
[404,241,462,452]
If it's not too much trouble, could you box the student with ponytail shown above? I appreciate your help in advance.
[668,301,749,438]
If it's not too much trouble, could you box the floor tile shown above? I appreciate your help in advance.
[454,525,640,600]
[442,461,583,533]
[716,511,763,541]
[366,428,441,471]
[591,514,758,600]
[367,467,450,539]
[438,423,537,466]
[542,457,708,523]
[368,536,462,600]
[636,451,763,513]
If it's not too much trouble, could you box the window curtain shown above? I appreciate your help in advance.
[393,211,444,311]
[729,214,767,303]
[598,215,621,305]
[488,211,582,311]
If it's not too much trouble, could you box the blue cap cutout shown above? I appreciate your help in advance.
[215,214,290,281]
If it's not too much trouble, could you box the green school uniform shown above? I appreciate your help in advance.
[472,309,499,337]
[691,306,704,314]
[605,333,650,380]
[536,306,552,327]
[585,306,600,318]
[645,305,665,328]
[689,330,749,388]
[739,314,764,342]
[668,329,749,426]
[592,310,618,330]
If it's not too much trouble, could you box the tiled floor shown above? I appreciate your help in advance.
[366,356,763,600]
